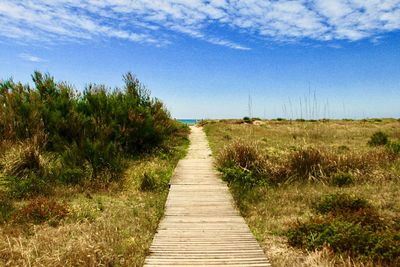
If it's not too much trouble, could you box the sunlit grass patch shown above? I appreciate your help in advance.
[205,119,400,266]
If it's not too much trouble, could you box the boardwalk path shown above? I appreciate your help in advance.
[144,126,270,266]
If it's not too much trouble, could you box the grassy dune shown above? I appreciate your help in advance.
[204,119,400,267]
[0,72,190,266]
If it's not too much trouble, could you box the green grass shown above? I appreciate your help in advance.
[204,119,400,267]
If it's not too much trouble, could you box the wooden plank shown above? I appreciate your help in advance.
[143,126,270,266]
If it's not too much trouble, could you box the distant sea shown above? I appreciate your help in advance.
[177,119,198,125]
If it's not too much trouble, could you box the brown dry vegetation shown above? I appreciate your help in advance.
[204,119,400,267]
[0,144,188,266]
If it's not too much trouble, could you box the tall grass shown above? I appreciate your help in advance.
[217,141,392,186]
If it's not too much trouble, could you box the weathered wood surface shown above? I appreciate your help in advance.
[144,126,270,267]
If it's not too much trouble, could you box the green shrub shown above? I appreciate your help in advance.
[386,142,400,155]
[4,174,51,199]
[219,166,263,188]
[313,193,370,215]
[243,117,252,123]
[287,219,400,265]
[368,131,389,146]
[140,172,167,191]
[288,193,399,265]
[0,72,186,191]
[0,198,15,223]
[82,139,123,179]
[330,172,354,187]
[59,167,86,184]
[217,140,269,187]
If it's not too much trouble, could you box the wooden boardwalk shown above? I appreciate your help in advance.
[144,126,270,267]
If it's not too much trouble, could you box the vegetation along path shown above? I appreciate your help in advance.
[144,126,271,266]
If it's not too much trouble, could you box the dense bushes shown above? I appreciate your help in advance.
[0,72,187,197]
[287,193,400,266]
[368,131,389,146]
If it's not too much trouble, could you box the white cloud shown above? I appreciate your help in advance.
[0,1,399,50]
[19,53,45,62]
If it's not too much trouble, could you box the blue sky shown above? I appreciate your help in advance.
[0,1,399,119]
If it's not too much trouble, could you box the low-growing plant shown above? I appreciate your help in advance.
[330,172,354,187]
[0,197,15,223]
[140,172,167,191]
[386,141,400,155]
[217,140,269,186]
[242,117,252,123]
[313,193,370,215]
[4,174,51,199]
[219,166,263,188]
[12,197,69,224]
[287,193,399,266]
[59,167,86,184]
[368,131,389,146]
[287,218,400,265]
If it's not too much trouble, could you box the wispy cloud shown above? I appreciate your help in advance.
[1,1,399,50]
[19,53,45,62]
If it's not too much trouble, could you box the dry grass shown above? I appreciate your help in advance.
[205,119,400,155]
[205,119,400,267]
[0,139,189,266]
